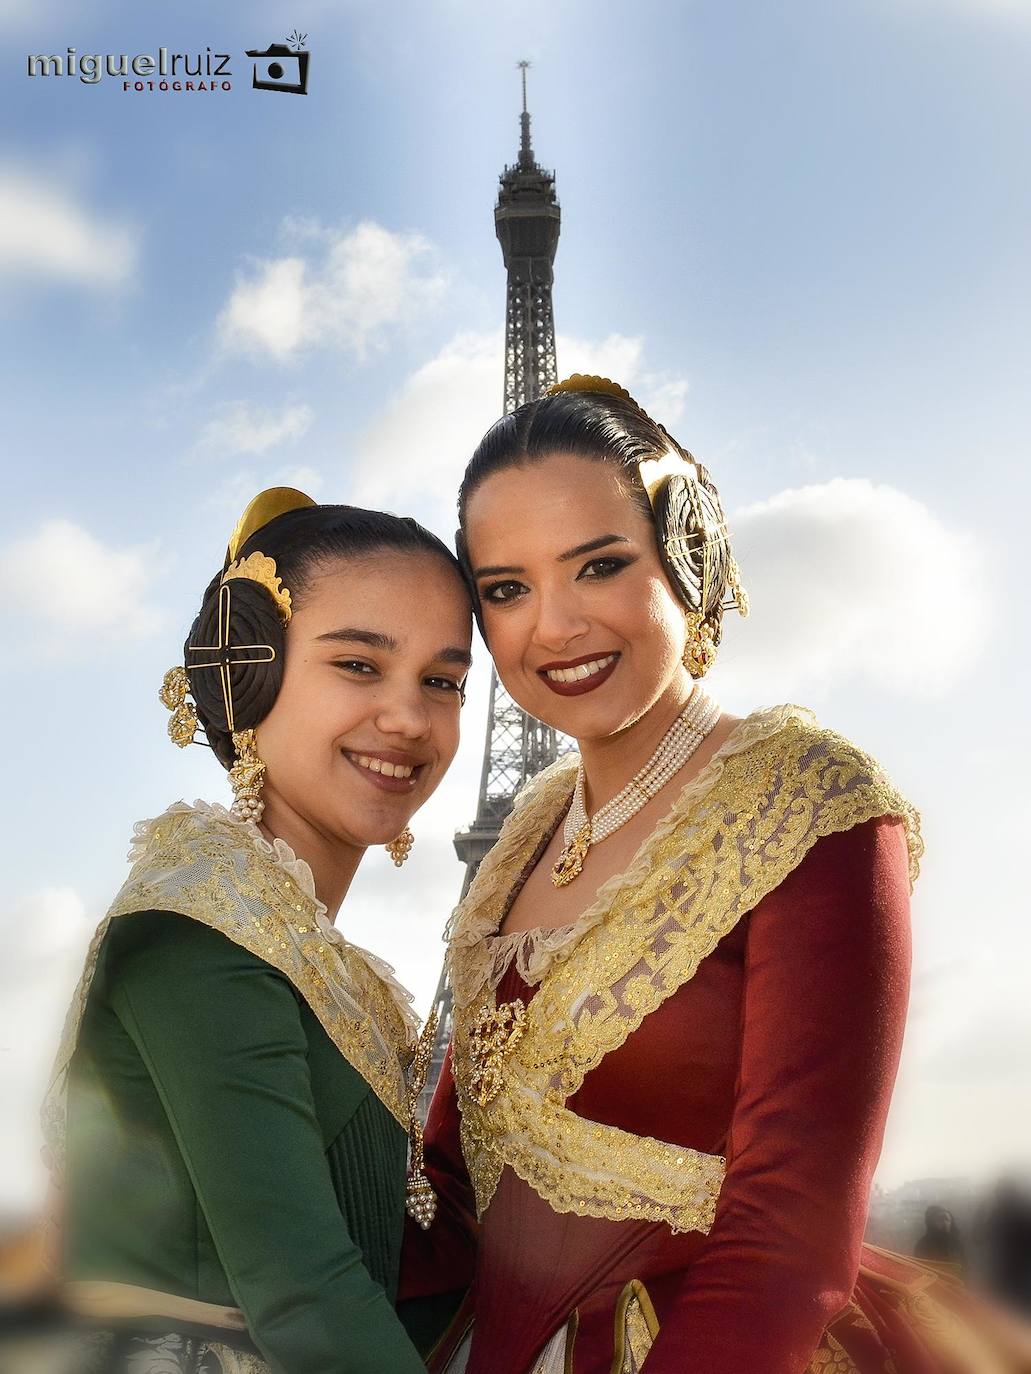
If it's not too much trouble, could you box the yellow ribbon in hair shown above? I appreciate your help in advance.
[221,486,317,624]
[225,487,317,564]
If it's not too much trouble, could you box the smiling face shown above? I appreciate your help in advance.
[463,451,691,742]
[254,549,472,851]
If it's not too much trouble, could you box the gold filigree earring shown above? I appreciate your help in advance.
[682,612,717,679]
[159,667,199,748]
[726,558,750,618]
[386,827,414,867]
[229,728,266,823]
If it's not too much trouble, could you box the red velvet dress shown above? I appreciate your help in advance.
[402,714,1027,1374]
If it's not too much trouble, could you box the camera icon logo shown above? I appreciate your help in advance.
[245,40,309,95]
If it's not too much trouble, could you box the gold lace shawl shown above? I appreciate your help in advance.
[447,705,922,1232]
[46,802,420,1141]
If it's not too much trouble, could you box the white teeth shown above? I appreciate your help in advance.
[545,654,617,684]
[353,754,414,779]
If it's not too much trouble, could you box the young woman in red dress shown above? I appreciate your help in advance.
[400,377,1028,1374]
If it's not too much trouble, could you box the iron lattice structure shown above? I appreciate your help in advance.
[421,65,563,1113]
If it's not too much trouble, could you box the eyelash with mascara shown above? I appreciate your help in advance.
[482,555,634,605]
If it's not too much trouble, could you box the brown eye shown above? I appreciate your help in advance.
[333,660,377,676]
[482,579,527,605]
[577,556,633,580]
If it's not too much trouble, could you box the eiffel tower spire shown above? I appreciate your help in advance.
[518,59,534,168]
[421,64,565,1112]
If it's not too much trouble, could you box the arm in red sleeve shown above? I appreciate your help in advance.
[646,815,912,1374]
[397,1041,478,1350]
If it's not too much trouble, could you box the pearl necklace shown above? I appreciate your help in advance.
[551,687,721,887]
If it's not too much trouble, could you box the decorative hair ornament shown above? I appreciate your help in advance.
[186,582,277,734]
[547,373,637,406]
[544,375,749,621]
[161,487,317,754]
[638,451,700,503]
[159,666,199,748]
[218,486,317,623]
[225,486,317,564]
[546,375,699,509]
[220,552,293,623]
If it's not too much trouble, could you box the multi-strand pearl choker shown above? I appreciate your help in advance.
[551,687,721,887]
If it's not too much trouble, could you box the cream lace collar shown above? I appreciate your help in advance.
[46,798,422,1148]
[448,704,818,1000]
[149,800,420,1035]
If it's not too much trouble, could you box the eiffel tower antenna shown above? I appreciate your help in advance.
[421,62,564,1111]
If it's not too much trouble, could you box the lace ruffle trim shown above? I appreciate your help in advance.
[450,704,923,1005]
[128,800,419,1033]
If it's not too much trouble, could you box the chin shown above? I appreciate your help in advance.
[521,690,634,744]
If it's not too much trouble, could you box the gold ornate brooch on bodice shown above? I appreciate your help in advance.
[467,998,527,1106]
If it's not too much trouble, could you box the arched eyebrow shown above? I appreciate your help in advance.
[316,627,472,668]
[317,628,398,650]
[474,533,630,578]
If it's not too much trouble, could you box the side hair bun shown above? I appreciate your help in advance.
[186,573,287,768]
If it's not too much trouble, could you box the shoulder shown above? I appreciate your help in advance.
[720,706,924,890]
[764,708,923,890]
[102,908,287,982]
[739,704,907,799]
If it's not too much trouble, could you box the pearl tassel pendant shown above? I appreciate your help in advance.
[404,1007,440,1230]
[551,688,721,887]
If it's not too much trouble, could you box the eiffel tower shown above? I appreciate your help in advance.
[421,62,562,1109]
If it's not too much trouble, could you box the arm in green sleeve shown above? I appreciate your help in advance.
[105,909,426,1374]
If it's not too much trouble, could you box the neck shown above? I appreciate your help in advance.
[577,670,700,810]
[256,799,364,920]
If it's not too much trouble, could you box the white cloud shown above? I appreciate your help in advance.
[196,401,314,458]
[0,518,163,641]
[0,164,138,288]
[217,220,447,361]
[351,329,690,531]
[712,478,990,701]
[351,330,503,522]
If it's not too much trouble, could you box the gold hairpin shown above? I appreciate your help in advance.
[186,583,277,734]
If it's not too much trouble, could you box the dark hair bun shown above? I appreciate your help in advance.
[652,456,732,641]
[185,572,286,768]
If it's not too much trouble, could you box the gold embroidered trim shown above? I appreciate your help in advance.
[806,1332,860,1373]
[48,803,416,1138]
[458,1075,726,1231]
[450,706,922,1228]
[612,1281,659,1374]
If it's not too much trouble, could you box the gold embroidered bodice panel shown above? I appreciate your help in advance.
[447,705,922,1232]
[48,802,420,1140]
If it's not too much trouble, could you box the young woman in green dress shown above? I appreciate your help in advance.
[46,488,473,1374]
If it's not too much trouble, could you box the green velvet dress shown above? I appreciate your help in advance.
[51,802,430,1374]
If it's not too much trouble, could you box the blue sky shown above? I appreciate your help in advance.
[1,0,1029,1212]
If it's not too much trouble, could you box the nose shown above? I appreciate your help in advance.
[530,585,591,655]
[374,682,432,741]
